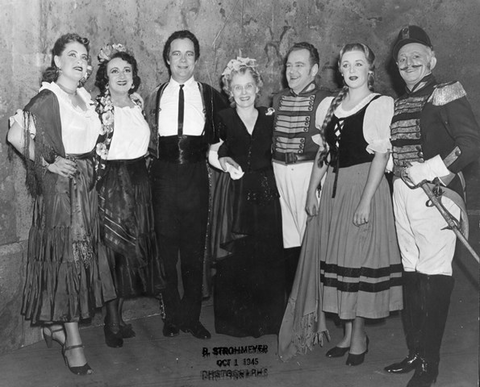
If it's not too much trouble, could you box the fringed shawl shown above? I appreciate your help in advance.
[12,87,95,268]
[20,89,65,197]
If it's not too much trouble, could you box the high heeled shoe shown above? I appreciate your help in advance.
[325,345,350,358]
[42,325,65,348]
[104,323,124,348]
[346,336,369,366]
[62,344,93,375]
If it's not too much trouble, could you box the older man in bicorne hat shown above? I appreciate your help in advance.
[384,25,480,387]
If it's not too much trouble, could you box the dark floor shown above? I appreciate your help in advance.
[0,242,478,387]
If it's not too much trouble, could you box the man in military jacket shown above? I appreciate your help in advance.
[272,42,330,294]
[384,25,480,387]
[144,30,227,340]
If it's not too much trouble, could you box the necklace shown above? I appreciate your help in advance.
[56,82,77,96]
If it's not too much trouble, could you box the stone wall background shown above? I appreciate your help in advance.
[0,0,479,354]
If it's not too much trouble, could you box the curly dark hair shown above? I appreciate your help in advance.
[162,30,200,66]
[95,51,141,94]
[42,33,90,83]
[286,42,320,67]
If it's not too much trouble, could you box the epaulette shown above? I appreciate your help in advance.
[428,81,466,106]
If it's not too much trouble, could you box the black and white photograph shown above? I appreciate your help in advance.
[0,1,478,386]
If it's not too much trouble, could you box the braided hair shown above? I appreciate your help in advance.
[317,43,376,167]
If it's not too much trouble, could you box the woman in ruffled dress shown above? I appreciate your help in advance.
[208,57,285,338]
[7,33,116,375]
[279,43,402,364]
[94,45,166,348]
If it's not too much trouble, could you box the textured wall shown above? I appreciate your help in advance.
[0,0,479,354]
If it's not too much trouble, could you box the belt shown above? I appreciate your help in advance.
[273,150,316,165]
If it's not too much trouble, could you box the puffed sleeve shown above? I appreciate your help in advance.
[9,109,37,138]
[312,96,334,146]
[363,95,394,154]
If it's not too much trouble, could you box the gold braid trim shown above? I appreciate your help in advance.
[429,81,466,106]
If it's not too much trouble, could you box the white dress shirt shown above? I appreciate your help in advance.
[158,77,205,136]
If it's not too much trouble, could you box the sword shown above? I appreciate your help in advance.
[401,173,480,264]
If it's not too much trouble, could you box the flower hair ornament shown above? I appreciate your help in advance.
[221,57,258,77]
[97,43,127,64]
[94,43,141,181]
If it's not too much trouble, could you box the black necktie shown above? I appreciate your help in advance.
[178,84,184,135]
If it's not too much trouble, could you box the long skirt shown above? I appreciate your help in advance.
[319,163,403,320]
[213,169,286,338]
[21,155,116,324]
[97,157,165,298]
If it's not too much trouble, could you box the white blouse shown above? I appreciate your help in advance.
[10,82,101,154]
[107,105,150,160]
[314,93,394,154]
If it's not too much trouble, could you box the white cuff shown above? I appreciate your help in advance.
[208,149,224,171]
[425,154,451,178]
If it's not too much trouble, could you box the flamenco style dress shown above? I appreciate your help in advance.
[96,104,165,298]
[212,107,285,338]
[10,82,116,324]
[279,94,403,361]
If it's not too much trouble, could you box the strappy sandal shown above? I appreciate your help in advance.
[42,325,65,348]
[62,344,93,375]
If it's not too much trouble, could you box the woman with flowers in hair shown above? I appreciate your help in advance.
[7,33,115,375]
[279,43,402,364]
[208,57,285,337]
[94,44,165,348]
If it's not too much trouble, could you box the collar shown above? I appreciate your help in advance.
[405,73,436,95]
[290,81,317,96]
[169,76,196,88]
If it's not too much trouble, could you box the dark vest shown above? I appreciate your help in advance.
[325,95,380,170]
[144,81,227,163]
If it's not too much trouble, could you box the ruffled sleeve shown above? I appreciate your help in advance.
[363,95,394,154]
[312,96,334,146]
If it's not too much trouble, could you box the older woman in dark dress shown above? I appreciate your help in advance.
[208,57,285,338]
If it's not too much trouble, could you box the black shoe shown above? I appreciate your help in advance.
[325,346,350,358]
[163,321,180,337]
[104,324,123,348]
[181,321,211,339]
[119,324,136,339]
[346,336,369,366]
[62,344,93,375]
[384,353,421,374]
[406,359,438,387]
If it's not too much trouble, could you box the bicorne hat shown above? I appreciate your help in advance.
[393,25,433,59]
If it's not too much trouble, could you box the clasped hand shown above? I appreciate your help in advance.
[46,156,77,178]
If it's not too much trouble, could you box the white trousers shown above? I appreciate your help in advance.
[273,162,314,248]
[392,179,460,276]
